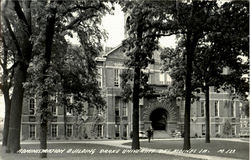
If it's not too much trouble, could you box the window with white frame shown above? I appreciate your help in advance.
[201,101,205,117]
[97,68,102,88]
[97,124,103,137]
[202,124,206,135]
[159,72,165,84]
[29,124,36,138]
[29,98,35,115]
[123,124,128,138]
[115,98,120,117]
[215,101,219,117]
[66,124,73,137]
[51,124,57,137]
[114,69,120,87]
[215,124,219,133]
[122,101,128,117]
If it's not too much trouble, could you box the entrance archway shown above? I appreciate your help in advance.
[150,108,168,131]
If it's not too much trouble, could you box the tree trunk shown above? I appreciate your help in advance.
[2,89,11,147]
[40,3,57,158]
[183,32,197,150]
[205,85,210,143]
[7,64,27,153]
[6,0,32,153]
[131,66,141,150]
[64,103,67,138]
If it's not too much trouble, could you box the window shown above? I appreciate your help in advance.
[51,124,57,137]
[66,124,73,137]
[122,102,128,117]
[29,124,36,138]
[115,98,120,117]
[215,101,219,117]
[202,124,206,135]
[123,125,128,138]
[232,125,236,136]
[201,101,205,117]
[67,106,73,115]
[231,101,235,117]
[159,72,165,84]
[166,73,172,85]
[52,106,57,115]
[114,69,120,87]
[97,68,102,88]
[115,124,120,137]
[29,98,35,115]
[215,124,219,133]
[97,125,103,137]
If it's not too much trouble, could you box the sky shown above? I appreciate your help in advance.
[101,4,177,48]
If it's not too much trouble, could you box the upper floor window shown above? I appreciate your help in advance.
[114,69,120,87]
[115,98,120,117]
[29,98,35,115]
[122,102,128,117]
[215,101,219,117]
[201,101,205,117]
[52,106,57,115]
[215,124,219,133]
[97,68,102,88]
[159,72,165,84]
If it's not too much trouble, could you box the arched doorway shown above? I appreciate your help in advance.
[150,108,168,131]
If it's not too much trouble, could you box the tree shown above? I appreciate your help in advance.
[119,0,162,149]
[23,0,112,158]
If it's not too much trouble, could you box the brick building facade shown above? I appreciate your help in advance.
[21,45,248,140]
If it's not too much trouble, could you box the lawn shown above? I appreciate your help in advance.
[0,143,201,160]
[123,139,249,160]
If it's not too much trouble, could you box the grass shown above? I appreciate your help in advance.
[0,143,201,160]
[123,139,249,160]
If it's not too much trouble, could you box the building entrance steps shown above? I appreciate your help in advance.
[152,130,172,139]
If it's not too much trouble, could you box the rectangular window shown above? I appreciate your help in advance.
[97,68,102,88]
[67,106,73,115]
[159,72,165,84]
[115,124,120,137]
[215,101,219,117]
[51,124,57,137]
[202,124,206,135]
[122,102,128,117]
[201,101,205,117]
[232,125,236,136]
[97,125,103,137]
[215,124,219,133]
[29,124,36,138]
[123,125,128,138]
[29,98,35,115]
[66,124,73,137]
[114,69,120,87]
[231,101,235,117]
[115,98,120,117]
[52,106,57,115]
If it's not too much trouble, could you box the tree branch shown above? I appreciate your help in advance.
[3,15,22,57]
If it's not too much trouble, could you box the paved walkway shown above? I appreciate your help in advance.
[21,138,248,160]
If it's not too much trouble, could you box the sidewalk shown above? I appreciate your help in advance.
[21,138,247,160]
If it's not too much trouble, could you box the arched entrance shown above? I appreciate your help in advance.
[150,108,168,131]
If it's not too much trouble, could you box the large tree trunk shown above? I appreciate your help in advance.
[40,3,57,158]
[7,64,27,153]
[131,66,140,150]
[2,89,11,147]
[183,31,197,150]
[205,85,210,143]
[6,0,32,153]
[64,103,67,138]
